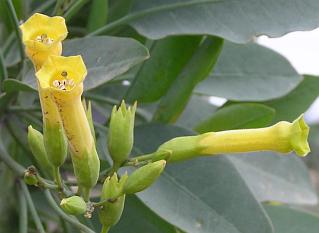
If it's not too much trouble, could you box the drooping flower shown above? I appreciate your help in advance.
[20,13,67,70]
[157,115,310,162]
[36,55,100,200]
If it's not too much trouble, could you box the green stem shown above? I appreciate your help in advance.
[44,190,96,233]
[79,186,91,202]
[20,181,46,233]
[53,0,64,15]
[101,225,110,233]
[92,197,117,207]
[125,150,172,166]
[0,49,8,84]
[87,0,220,37]
[3,32,15,56]
[0,139,25,176]
[53,167,64,195]
[64,0,89,22]
[18,185,28,233]
[31,0,55,14]
[5,0,25,61]
[36,174,59,189]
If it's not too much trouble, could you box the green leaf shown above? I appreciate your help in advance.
[264,75,319,122]
[195,42,302,101]
[153,36,223,123]
[111,195,177,233]
[264,205,319,233]
[133,124,273,233]
[127,0,319,43]
[176,95,217,129]
[126,36,202,103]
[3,79,36,93]
[195,103,275,133]
[226,153,317,204]
[23,36,149,91]
[87,0,108,32]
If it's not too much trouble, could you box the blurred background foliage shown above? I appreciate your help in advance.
[1,0,319,233]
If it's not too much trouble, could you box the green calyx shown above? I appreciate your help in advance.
[43,121,68,168]
[71,145,100,201]
[99,173,128,229]
[27,125,53,176]
[60,196,87,215]
[107,101,136,168]
[124,160,166,194]
[156,135,203,162]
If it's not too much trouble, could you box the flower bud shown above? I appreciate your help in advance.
[60,196,87,215]
[43,121,68,168]
[123,160,166,194]
[157,115,310,162]
[108,101,136,169]
[99,173,128,229]
[27,125,52,176]
[24,167,38,186]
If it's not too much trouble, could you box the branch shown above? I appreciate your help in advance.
[18,185,28,233]
[20,181,46,233]
[0,139,25,176]
[44,189,96,233]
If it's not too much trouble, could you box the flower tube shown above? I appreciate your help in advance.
[36,55,100,200]
[20,13,68,172]
[156,115,310,163]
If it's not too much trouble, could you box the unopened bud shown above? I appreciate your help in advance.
[108,101,136,168]
[24,166,38,186]
[99,173,128,229]
[124,160,166,194]
[28,126,52,176]
[60,196,87,215]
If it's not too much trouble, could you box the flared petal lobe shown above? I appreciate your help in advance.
[20,13,68,69]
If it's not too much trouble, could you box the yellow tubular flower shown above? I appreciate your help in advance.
[36,55,100,200]
[20,13,68,169]
[20,13,67,70]
[199,115,310,156]
[157,115,310,162]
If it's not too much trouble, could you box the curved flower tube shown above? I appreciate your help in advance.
[20,13,67,70]
[157,115,310,162]
[36,55,100,200]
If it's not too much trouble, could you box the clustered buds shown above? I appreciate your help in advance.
[20,12,311,233]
